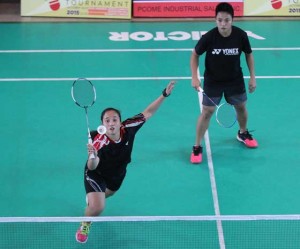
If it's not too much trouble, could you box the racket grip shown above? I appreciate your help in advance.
[88,137,96,159]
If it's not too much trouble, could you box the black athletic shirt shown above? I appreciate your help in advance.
[90,113,146,178]
[194,26,252,84]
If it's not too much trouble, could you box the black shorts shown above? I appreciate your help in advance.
[84,166,126,193]
[203,81,247,106]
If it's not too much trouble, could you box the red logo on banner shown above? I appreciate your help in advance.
[270,0,282,9]
[49,0,61,11]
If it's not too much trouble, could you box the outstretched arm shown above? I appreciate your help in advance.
[142,81,176,120]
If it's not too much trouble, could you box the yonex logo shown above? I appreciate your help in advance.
[212,49,221,55]
[212,48,239,56]
[223,48,239,55]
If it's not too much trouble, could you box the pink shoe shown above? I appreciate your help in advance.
[76,222,91,243]
[237,130,258,148]
[190,146,203,164]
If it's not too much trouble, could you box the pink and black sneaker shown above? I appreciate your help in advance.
[237,130,258,148]
[190,145,203,164]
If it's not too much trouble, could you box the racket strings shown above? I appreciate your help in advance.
[216,103,237,128]
[72,79,96,108]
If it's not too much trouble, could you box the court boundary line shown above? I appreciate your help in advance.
[0,47,300,53]
[1,75,300,82]
[196,68,225,249]
[198,93,225,249]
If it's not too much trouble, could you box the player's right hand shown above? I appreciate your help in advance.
[191,78,201,91]
[87,143,97,158]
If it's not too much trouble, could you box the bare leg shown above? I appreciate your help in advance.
[76,189,117,243]
[194,105,216,146]
[85,192,106,216]
[234,102,248,133]
[85,189,116,216]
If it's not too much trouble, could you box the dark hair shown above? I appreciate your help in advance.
[215,2,234,18]
[100,107,121,122]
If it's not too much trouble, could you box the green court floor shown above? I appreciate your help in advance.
[0,20,300,248]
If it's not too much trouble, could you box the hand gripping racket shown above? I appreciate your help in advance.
[71,78,97,159]
[199,88,237,128]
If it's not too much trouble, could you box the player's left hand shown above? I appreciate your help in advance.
[165,80,176,96]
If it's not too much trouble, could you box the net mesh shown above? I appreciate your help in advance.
[1,215,300,249]
[71,78,96,108]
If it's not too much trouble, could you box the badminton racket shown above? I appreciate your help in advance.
[71,78,96,159]
[199,88,237,128]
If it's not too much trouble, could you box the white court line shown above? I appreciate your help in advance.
[0,77,191,82]
[0,47,300,53]
[0,49,191,53]
[0,75,300,82]
[197,91,225,249]
[196,65,225,249]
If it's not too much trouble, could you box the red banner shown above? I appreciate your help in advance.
[133,1,244,18]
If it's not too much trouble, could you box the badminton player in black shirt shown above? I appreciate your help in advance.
[190,2,258,164]
[76,80,176,243]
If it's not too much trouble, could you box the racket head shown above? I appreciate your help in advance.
[71,78,96,108]
[216,103,237,128]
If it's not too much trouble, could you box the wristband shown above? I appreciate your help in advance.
[162,88,170,97]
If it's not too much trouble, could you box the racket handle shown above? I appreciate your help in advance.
[89,152,96,159]
[88,137,96,159]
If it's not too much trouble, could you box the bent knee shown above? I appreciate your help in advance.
[88,203,105,215]
[234,102,247,112]
[201,106,215,118]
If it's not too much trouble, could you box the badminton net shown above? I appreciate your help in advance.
[1,215,300,249]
